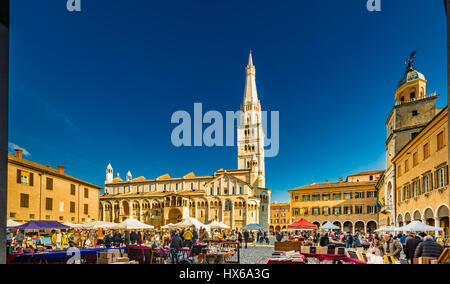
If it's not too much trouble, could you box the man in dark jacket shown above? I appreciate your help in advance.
[414,235,444,259]
[344,232,353,248]
[123,230,131,246]
[130,231,137,245]
[319,233,329,247]
[405,233,422,264]
[113,231,122,247]
[276,231,283,242]
[243,231,250,248]
[170,233,183,264]
[104,232,113,248]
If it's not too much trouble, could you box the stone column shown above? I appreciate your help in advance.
[206,201,210,223]
[231,204,234,229]
[435,217,441,238]
[111,204,115,223]
[221,203,225,222]
[194,202,198,219]
[139,202,143,222]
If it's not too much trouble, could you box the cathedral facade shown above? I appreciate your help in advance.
[99,53,271,230]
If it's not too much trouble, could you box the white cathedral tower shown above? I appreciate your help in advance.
[237,51,265,188]
[106,163,113,184]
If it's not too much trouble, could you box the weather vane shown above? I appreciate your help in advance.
[405,50,416,70]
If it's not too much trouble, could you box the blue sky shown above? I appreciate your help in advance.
[9,0,447,203]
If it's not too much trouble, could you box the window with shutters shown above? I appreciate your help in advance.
[20,194,29,208]
[323,207,330,215]
[423,174,430,193]
[423,143,430,159]
[45,198,53,211]
[344,193,352,199]
[333,207,341,215]
[302,195,310,201]
[344,206,352,215]
[17,170,33,186]
[436,167,445,189]
[70,202,76,213]
[403,185,409,201]
[355,206,363,214]
[70,184,76,195]
[412,180,419,197]
[312,208,320,216]
[84,204,89,215]
[355,192,364,199]
[84,188,89,198]
[437,131,444,150]
[367,206,376,214]
[313,195,320,201]
[413,152,418,167]
[46,178,53,190]
[404,160,409,173]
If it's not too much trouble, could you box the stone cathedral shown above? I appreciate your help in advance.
[100,52,271,229]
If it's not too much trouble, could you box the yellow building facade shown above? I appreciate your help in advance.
[7,149,102,223]
[288,171,383,234]
[393,107,449,236]
[269,203,290,232]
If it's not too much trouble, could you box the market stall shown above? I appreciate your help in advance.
[114,218,155,230]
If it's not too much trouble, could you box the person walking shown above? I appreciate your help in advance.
[183,228,194,248]
[104,231,113,248]
[124,230,131,247]
[414,235,444,259]
[15,230,25,248]
[405,233,422,264]
[243,230,249,249]
[113,231,122,247]
[383,234,403,260]
[137,231,143,245]
[276,231,283,242]
[344,232,353,249]
[130,230,137,245]
[170,232,183,264]
[319,232,329,247]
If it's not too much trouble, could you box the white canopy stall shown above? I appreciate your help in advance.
[395,221,443,233]
[7,220,22,228]
[375,226,398,233]
[173,217,205,229]
[114,218,154,230]
[319,221,340,231]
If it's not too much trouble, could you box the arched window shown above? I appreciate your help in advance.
[225,200,232,211]
[401,96,405,102]
[410,92,416,100]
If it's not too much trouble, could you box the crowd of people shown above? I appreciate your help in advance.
[273,229,445,263]
[6,226,271,255]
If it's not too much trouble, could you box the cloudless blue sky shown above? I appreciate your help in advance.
[9,0,447,203]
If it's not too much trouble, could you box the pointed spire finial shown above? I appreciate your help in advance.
[247,50,254,68]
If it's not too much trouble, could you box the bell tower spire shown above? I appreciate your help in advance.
[243,50,259,104]
[237,51,265,188]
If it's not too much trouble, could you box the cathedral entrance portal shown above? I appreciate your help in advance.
[168,208,183,224]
